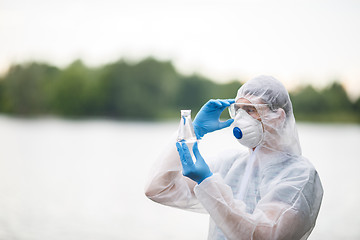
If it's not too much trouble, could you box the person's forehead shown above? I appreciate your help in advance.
[236,97,264,105]
[236,98,252,104]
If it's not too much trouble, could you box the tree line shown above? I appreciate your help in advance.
[0,57,359,123]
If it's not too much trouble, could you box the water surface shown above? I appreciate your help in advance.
[0,116,359,239]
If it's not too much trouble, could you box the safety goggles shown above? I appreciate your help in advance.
[228,103,269,119]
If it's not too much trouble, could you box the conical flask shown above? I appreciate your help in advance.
[177,110,197,143]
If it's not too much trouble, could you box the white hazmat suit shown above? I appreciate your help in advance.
[145,76,323,240]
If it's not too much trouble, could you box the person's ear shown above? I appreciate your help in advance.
[275,108,286,128]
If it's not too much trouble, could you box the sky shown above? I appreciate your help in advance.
[1,0,360,98]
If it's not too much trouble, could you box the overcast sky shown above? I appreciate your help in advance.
[1,0,360,98]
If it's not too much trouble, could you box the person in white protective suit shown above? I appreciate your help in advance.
[145,75,323,240]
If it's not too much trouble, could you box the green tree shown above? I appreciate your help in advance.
[0,77,5,112]
[354,97,360,112]
[321,81,352,112]
[1,63,59,115]
[290,85,328,115]
[175,74,216,112]
[213,80,242,99]
[98,57,179,119]
[0,58,358,122]
[352,97,360,123]
[49,60,99,117]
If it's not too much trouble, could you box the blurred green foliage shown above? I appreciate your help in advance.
[290,82,360,123]
[0,58,359,123]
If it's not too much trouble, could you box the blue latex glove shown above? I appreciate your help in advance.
[176,141,213,184]
[193,99,235,139]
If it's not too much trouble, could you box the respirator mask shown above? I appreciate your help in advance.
[228,103,265,149]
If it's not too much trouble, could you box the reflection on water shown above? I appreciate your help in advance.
[0,116,359,240]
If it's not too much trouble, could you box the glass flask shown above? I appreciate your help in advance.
[177,110,197,162]
[177,110,197,143]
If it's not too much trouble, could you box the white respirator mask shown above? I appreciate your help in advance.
[232,108,264,149]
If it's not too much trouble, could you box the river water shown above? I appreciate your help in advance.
[0,116,359,240]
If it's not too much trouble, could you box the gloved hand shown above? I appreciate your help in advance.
[176,141,213,184]
[193,99,235,139]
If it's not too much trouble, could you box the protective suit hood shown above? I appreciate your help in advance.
[235,75,301,156]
